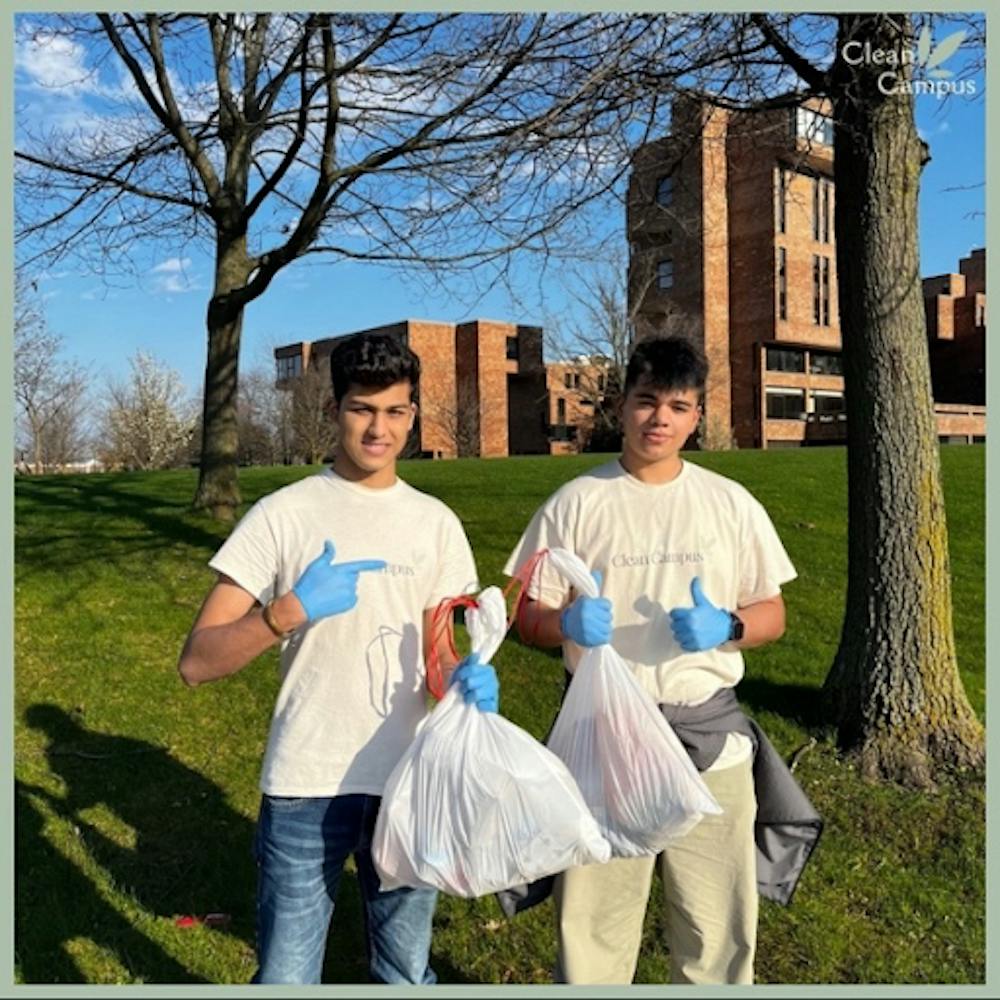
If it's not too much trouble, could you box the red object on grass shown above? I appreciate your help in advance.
[175,913,231,929]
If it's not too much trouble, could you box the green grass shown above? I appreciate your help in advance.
[14,446,985,984]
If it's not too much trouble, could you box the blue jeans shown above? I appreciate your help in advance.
[251,793,438,985]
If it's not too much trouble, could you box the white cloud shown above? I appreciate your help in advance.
[151,256,191,274]
[150,257,202,294]
[16,28,96,95]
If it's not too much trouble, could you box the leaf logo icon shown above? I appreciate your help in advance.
[923,29,966,70]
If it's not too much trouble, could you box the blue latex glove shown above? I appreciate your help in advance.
[292,540,387,622]
[668,577,731,652]
[451,652,500,712]
[559,570,613,647]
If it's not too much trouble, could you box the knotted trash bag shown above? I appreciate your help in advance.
[372,585,611,897]
[544,547,722,857]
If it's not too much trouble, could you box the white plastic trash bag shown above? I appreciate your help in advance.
[544,547,723,857]
[372,586,611,897]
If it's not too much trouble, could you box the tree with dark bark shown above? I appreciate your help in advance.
[15,12,744,517]
[744,12,984,784]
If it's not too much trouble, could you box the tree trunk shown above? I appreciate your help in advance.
[193,231,251,520]
[822,14,984,786]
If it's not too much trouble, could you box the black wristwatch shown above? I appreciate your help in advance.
[727,612,745,643]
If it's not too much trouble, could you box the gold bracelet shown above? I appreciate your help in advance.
[262,599,293,639]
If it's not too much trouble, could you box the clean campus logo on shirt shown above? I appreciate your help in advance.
[611,548,706,568]
[378,562,416,577]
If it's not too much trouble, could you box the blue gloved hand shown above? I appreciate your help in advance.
[451,652,500,712]
[668,577,731,652]
[292,540,386,622]
[559,570,613,647]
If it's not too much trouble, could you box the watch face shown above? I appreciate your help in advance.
[729,614,745,641]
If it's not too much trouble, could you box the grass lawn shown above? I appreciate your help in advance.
[14,445,984,984]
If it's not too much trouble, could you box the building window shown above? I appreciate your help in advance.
[573,372,581,389]
[597,373,606,393]
[777,247,787,322]
[655,174,674,207]
[557,397,567,425]
[276,354,303,380]
[795,107,834,147]
[821,256,831,326]
[765,346,806,373]
[765,388,806,420]
[811,390,845,416]
[506,336,519,361]
[563,372,572,389]
[809,350,843,375]
[812,255,822,325]
[822,181,831,243]
[776,167,787,234]
[657,258,674,290]
[812,177,820,241]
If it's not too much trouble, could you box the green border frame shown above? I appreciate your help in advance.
[3,2,994,996]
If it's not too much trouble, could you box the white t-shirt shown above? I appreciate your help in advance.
[504,458,796,769]
[209,467,478,797]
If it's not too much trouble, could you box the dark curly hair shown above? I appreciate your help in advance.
[624,335,707,401]
[329,331,421,403]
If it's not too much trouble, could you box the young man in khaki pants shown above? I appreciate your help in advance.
[506,336,797,984]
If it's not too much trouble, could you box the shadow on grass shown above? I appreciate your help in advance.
[19,705,476,985]
[16,780,203,984]
[19,704,255,983]
[16,476,226,564]
[736,676,826,730]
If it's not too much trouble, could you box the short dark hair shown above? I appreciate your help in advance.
[624,335,708,400]
[328,332,420,403]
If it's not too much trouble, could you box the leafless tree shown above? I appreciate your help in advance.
[97,351,196,470]
[15,12,754,517]
[289,363,337,466]
[545,245,673,450]
[236,367,287,466]
[420,395,483,458]
[14,274,91,473]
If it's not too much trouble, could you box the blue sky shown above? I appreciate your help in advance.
[15,14,986,399]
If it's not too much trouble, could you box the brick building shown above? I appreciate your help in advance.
[275,319,608,457]
[628,92,985,448]
[923,247,986,437]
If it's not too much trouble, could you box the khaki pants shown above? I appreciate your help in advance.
[554,757,758,985]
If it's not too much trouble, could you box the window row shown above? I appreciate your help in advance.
[765,387,845,420]
[562,371,608,392]
[765,346,843,375]
[793,107,834,148]
[774,250,833,327]
[276,354,303,380]
[775,168,832,244]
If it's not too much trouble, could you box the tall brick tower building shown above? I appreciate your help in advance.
[628,92,984,448]
[628,92,841,449]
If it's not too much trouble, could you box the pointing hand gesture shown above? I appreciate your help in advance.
[292,540,386,622]
[668,577,731,652]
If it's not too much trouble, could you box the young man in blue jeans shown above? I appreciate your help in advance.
[178,332,498,984]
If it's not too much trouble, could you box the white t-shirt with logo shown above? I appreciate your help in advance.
[504,458,796,769]
[209,468,478,797]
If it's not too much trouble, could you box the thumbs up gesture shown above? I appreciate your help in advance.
[292,540,387,622]
[668,577,731,652]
